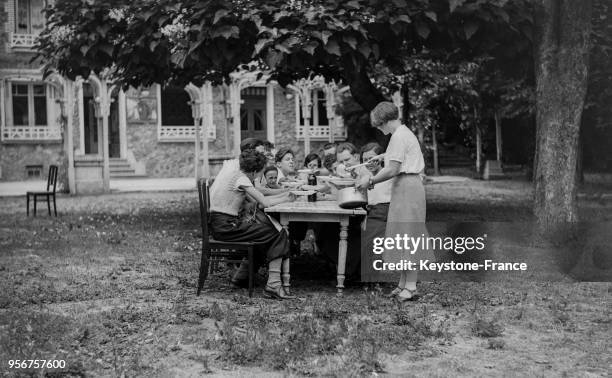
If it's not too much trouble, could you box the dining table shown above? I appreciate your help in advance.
[264,200,367,295]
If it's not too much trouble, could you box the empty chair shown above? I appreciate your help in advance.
[26,165,58,217]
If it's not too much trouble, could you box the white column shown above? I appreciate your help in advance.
[266,83,275,144]
[118,89,127,158]
[76,79,85,155]
[301,89,312,155]
[100,82,111,192]
[230,82,241,156]
[194,109,201,181]
[325,85,337,143]
[64,80,76,194]
[201,82,212,178]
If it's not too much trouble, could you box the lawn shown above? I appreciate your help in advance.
[0,181,610,377]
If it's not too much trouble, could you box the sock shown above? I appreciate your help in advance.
[232,259,249,281]
[403,270,418,291]
[266,258,282,288]
[398,271,407,288]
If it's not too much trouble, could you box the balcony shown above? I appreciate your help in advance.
[158,125,216,142]
[296,123,347,141]
[10,33,37,49]
[1,126,61,142]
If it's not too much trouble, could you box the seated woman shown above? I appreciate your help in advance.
[209,149,296,299]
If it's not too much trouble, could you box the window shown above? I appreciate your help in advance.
[8,83,48,127]
[26,165,42,178]
[15,0,45,34]
[295,88,346,141]
[156,84,216,142]
[298,90,329,127]
[161,86,194,126]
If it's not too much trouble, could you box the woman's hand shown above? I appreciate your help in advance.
[286,192,297,202]
[355,175,370,191]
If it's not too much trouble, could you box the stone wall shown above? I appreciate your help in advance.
[124,86,233,178]
[272,87,331,166]
[0,143,66,185]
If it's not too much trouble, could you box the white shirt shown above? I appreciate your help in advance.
[385,125,425,174]
[368,178,393,205]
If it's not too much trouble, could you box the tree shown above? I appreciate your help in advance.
[533,0,593,225]
[36,0,532,112]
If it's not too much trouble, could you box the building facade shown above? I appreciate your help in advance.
[0,0,349,192]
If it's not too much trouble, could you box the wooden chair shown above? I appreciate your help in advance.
[26,165,58,217]
[197,178,256,297]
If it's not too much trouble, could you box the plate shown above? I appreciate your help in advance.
[290,190,316,196]
[297,169,319,174]
[280,180,304,188]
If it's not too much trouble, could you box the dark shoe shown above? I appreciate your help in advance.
[263,285,296,300]
[230,278,249,289]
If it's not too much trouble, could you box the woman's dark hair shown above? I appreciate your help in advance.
[336,142,358,155]
[239,149,267,173]
[275,147,294,162]
[240,138,264,152]
[360,142,383,163]
[263,165,278,177]
[323,142,337,150]
[323,154,337,171]
[304,153,322,168]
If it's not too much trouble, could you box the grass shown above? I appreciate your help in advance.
[0,189,611,376]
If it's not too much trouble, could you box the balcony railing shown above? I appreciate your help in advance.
[1,126,61,142]
[296,124,347,141]
[158,125,216,142]
[10,33,37,48]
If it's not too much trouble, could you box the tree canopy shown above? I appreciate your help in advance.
[37,0,533,111]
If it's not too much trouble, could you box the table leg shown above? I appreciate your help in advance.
[337,217,349,295]
[280,216,291,295]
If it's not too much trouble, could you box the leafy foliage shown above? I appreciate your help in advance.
[37,0,533,112]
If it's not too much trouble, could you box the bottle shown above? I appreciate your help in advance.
[307,172,317,202]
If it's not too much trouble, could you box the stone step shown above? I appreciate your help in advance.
[110,171,147,178]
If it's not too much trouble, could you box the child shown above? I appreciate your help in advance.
[323,154,338,176]
[263,166,281,189]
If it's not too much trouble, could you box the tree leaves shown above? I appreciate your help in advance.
[416,23,431,39]
[449,0,468,14]
[464,22,479,40]
[325,39,341,56]
[213,9,229,25]
[211,25,239,39]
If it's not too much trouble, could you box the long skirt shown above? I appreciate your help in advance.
[361,203,389,281]
[385,174,435,265]
[209,210,289,264]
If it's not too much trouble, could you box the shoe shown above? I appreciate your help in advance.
[230,278,249,289]
[395,289,420,302]
[263,285,296,300]
[387,287,402,298]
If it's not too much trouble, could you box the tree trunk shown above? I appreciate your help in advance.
[342,59,386,112]
[533,0,592,225]
[432,122,440,176]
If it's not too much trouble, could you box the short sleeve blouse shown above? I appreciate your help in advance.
[384,125,425,174]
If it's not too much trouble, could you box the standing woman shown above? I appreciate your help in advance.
[356,102,433,301]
